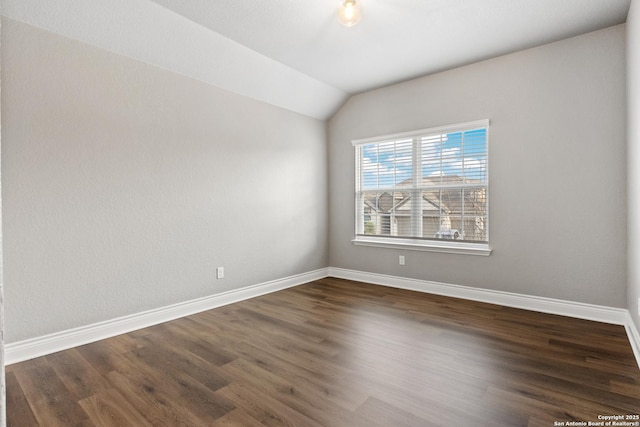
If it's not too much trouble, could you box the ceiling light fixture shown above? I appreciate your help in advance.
[338,0,361,27]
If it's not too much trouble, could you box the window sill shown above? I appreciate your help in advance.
[352,237,492,256]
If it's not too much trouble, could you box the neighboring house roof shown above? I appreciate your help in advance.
[363,176,486,216]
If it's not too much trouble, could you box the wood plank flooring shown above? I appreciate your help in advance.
[6,277,640,426]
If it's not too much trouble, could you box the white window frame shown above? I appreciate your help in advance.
[352,119,492,256]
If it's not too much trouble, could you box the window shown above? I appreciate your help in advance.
[353,120,491,256]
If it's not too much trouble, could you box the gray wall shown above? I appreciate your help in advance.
[329,25,627,307]
[629,0,640,331]
[0,14,632,347]
[1,18,328,343]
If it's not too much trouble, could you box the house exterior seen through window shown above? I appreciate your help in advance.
[353,120,490,255]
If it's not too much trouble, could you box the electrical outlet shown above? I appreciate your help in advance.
[399,255,405,266]
[216,267,224,279]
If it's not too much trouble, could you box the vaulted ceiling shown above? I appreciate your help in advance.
[2,0,632,119]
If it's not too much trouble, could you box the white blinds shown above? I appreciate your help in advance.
[354,120,489,243]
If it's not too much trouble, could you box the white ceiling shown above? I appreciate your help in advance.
[150,0,632,93]
[2,0,632,119]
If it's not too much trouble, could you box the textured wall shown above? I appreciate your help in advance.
[328,25,627,307]
[628,0,640,331]
[1,18,328,343]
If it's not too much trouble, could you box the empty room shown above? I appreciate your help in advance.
[1,0,640,425]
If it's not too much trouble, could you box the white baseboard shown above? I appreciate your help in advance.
[6,266,640,370]
[328,267,628,324]
[625,312,640,368]
[5,268,328,365]
[328,267,639,368]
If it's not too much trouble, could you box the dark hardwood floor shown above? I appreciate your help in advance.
[6,277,640,426]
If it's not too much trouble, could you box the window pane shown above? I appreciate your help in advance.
[362,144,380,189]
[462,129,487,183]
[420,187,488,242]
[463,187,488,241]
[422,215,441,239]
[394,139,413,186]
[361,140,414,190]
[420,128,488,186]
[441,188,463,215]
[441,132,462,179]
[421,134,445,184]
[359,191,413,237]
